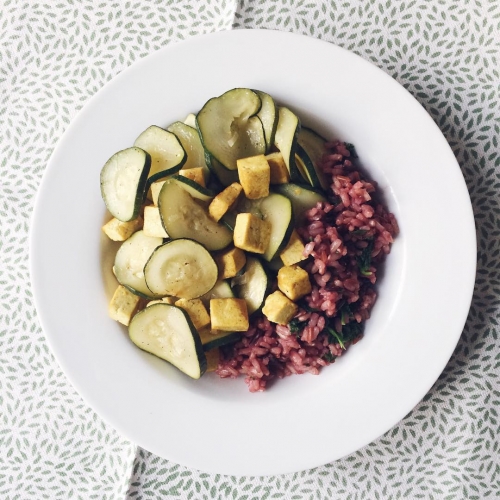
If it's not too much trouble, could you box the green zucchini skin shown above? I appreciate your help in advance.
[100,147,151,222]
[297,126,330,191]
[129,303,207,379]
[254,90,278,153]
[295,145,322,189]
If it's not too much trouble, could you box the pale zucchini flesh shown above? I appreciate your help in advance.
[144,238,218,299]
[134,125,187,183]
[167,121,210,180]
[274,107,301,182]
[100,147,151,222]
[128,303,207,379]
[254,90,278,153]
[113,230,163,299]
[232,256,268,314]
[274,182,326,225]
[196,88,266,171]
[297,127,330,190]
[200,280,234,307]
[158,179,232,251]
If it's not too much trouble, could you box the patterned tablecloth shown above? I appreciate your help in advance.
[1,0,498,498]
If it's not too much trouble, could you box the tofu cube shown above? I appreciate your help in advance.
[277,265,312,301]
[150,180,166,206]
[215,247,246,279]
[210,298,249,331]
[143,206,168,238]
[102,216,143,241]
[205,347,220,372]
[175,298,211,330]
[208,182,243,222]
[108,285,141,326]
[266,152,290,184]
[233,213,271,254]
[280,230,307,266]
[179,167,206,187]
[262,290,298,325]
[237,155,270,199]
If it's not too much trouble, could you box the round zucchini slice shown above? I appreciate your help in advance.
[274,182,326,225]
[129,303,207,379]
[196,88,266,171]
[254,90,278,153]
[100,147,151,222]
[134,125,186,183]
[297,127,330,190]
[158,179,232,251]
[144,239,218,299]
[113,230,164,298]
[274,107,301,182]
[170,174,215,202]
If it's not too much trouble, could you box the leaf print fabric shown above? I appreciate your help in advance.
[1,0,498,499]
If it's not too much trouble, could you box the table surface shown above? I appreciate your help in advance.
[1,1,498,498]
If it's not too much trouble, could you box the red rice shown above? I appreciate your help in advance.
[216,141,398,392]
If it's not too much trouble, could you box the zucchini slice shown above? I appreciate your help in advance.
[200,280,234,306]
[167,121,210,181]
[297,127,330,190]
[274,107,301,181]
[254,90,278,153]
[113,230,163,298]
[144,239,218,299]
[196,88,266,171]
[134,125,186,183]
[232,256,268,314]
[100,147,151,222]
[274,183,326,225]
[183,113,197,128]
[170,174,215,202]
[158,179,232,251]
[199,328,241,351]
[239,193,294,262]
[129,303,207,379]
[295,146,321,189]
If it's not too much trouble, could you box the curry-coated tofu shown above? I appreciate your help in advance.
[233,213,271,254]
[277,265,312,301]
[208,182,243,222]
[215,247,246,279]
[266,152,290,184]
[175,298,211,330]
[108,285,141,326]
[179,167,206,187]
[262,290,298,325]
[102,216,143,241]
[150,180,166,206]
[143,206,168,238]
[280,230,306,266]
[210,298,249,331]
[237,154,270,199]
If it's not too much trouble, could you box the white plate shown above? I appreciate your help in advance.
[30,29,476,476]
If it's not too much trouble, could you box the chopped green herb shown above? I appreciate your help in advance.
[357,240,374,275]
[342,322,363,342]
[327,327,346,350]
[340,304,353,325]
[288,318,307,335]
[344,143,358,159]
[323,352,336,363]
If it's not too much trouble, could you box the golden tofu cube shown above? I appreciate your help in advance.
[143,206,168,238]
[237,155,270,199]
[280,230,306,266]
[175,298,211,330]
[205,347,220,372]
[266,152,290,184]
[233,213,271,254]
[108,285,141,326]
[208,182,243,222]
[179,167,206,187]
[215,247,246,279]
[102,216,143,241]
[277,265,312,301]
[262,290,298,325]
[210,298,249,331]
[150,180,167,206]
